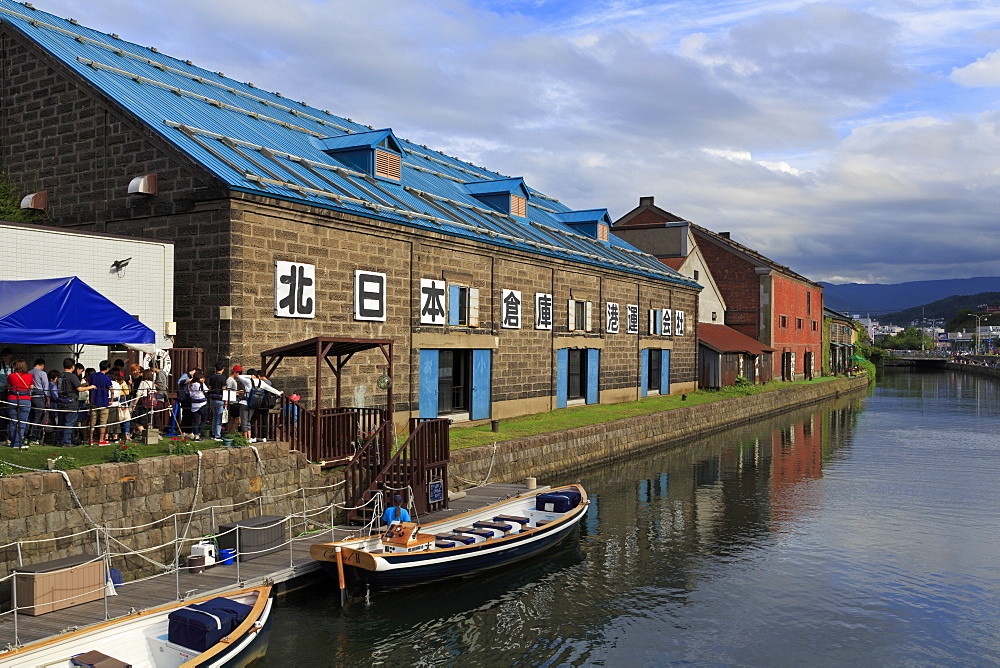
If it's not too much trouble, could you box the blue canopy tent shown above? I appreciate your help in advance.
[0,277,155,344]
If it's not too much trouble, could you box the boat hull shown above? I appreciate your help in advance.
[314,484,588,590]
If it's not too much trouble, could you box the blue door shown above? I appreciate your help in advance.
[419,349,439,418]
[471,349,492,420]
[586,348,600,404]
[640,348,649,397]
[660,349,671,395]
[556,348,568,409]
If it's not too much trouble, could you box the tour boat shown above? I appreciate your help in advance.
[0,586,272,668]
[310,484,588,590]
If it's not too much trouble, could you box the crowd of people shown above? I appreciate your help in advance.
[0,348,284,449]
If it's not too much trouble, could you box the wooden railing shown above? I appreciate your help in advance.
[255,401,388,464]
[344,417,450,524]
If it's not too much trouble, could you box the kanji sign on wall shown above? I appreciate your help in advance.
[354,270,386,322]
[606,302,620,334]
[535,293,553,330]
[275,261,315,318]
[661,309,672,336]
[626,304,639,334]
[675,310,685,336]
[420,279,447,325]
[501,289,522,329]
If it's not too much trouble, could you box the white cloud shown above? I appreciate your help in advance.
[23,0,1000,283]
[952,50,1000,87]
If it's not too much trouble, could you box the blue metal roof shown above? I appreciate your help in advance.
[0,0,699,289]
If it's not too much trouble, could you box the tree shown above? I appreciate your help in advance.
[877,326,933,351]
[0,172,46,224]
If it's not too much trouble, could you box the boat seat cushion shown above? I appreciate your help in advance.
[474,520,513,533]
[435,533,475,545]
[536,519,552,527]
[494,515,530,525]
[435,540,457,548]
[453,527,494,539]
[71,650,131,668]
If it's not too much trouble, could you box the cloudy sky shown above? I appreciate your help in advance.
[27,0,1000,284]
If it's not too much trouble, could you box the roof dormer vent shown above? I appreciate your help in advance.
[313,129,403,183]
[554,209,613,244]
[464,178,530,218]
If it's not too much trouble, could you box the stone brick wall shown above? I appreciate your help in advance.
[0,444,341,583]
[451,376,869,484]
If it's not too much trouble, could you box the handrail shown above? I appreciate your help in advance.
[344,418,450,521]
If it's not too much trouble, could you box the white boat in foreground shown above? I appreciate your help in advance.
[0,586,272,668]
[311,484,588,590]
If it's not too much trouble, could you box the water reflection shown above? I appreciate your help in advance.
[268,372,1000,666]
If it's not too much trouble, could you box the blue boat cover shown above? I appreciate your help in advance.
[0,277,154,345]
[168,596,253,652]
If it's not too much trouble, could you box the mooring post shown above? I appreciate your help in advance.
[335,546,347,608]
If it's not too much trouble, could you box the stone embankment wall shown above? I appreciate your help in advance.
[451,376,870,485]
[0,444,341,582]
[945,361,1000,378]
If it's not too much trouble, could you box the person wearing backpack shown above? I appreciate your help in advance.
[236,368,283,443]
[57,358,92,447]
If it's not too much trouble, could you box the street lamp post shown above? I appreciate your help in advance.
[970,313,985,355]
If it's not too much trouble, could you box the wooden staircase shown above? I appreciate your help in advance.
[345,417,450,525]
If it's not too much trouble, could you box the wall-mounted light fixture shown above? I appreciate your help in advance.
[19,191,47,210]
[127,173,157,195]
[111,257,131,271]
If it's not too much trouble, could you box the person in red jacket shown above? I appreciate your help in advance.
[6,359,33,449]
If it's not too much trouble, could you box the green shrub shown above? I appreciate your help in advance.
[0,462,14,477]
[228,433,251,448]
[54,456,79,471]
[172,441,197,455]
[111,443,142,462]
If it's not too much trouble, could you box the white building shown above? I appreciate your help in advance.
[0,220,174,369]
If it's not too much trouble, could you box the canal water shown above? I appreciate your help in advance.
[267,369,1000,665]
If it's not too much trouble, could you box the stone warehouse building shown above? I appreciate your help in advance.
[0,1,701,424]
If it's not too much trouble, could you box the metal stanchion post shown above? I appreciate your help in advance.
[16,541,23,567]
[173,514,180,601]
[288,515,294,568]
[103,555,109,621]
[13,572,19,647]
[235,528,242,584]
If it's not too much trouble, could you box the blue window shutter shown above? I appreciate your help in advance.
[556,348,568,409]
[471,349,492,420]
[640,348,649,397]
[418,349,439,418]
[661,349,671,394]
[448,285,461,325]
[586,348,600,404]
[654,310,661,335]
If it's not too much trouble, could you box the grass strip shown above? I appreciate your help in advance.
[449,377,839,450]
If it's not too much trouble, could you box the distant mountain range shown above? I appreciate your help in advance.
[820,277,1000,315]
[877,292,1000,327]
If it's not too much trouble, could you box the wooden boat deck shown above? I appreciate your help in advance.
[0,481,539,650]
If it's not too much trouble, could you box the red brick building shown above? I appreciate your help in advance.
[613,197,823,381]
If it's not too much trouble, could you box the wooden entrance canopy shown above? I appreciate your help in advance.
[259,337,394,416]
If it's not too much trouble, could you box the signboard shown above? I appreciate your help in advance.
[354,270,386,322]
[428,479,444,505]
[275,261,315,318]
[420,279,447,325]
[501,289,522,329]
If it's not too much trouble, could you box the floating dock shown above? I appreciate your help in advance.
[0,482,537,650]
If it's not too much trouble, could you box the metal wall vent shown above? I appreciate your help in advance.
[127,173,157,195]
[19,190,47,210]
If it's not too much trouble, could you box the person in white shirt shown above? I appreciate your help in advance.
[236,368,283,442]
